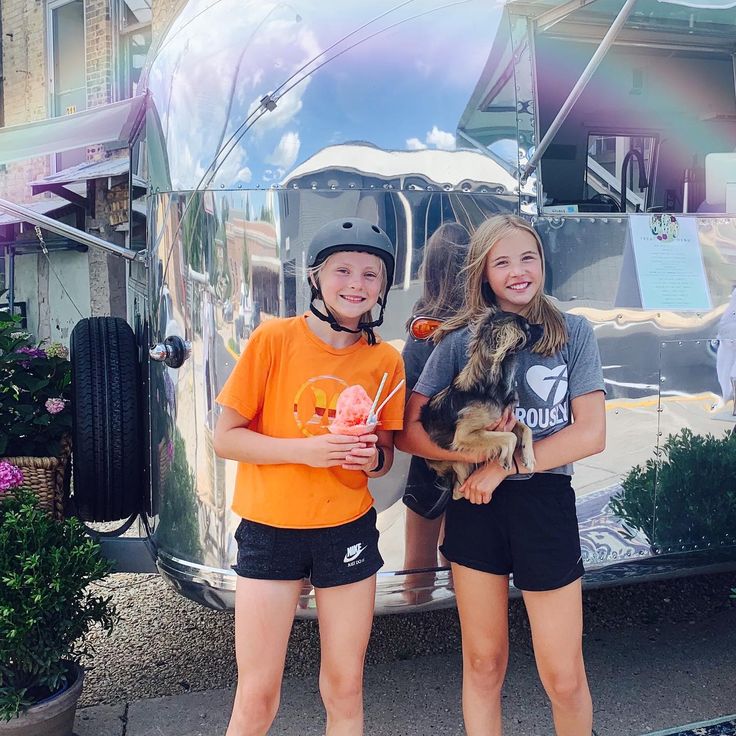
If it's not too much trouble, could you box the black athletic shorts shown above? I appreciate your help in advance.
[232,507,383,588]
[440,473,583,591]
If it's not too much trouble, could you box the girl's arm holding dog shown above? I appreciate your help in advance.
[396,392,514,463]
[458,390,605,503]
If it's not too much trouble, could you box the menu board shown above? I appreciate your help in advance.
[614,214,712,311]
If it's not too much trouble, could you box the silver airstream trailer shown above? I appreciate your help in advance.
[3,0,736,613]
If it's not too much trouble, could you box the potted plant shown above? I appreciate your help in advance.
[0,303,72,517]
[0,463,116,735]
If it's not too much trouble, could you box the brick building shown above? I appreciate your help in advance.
[0,0,185,342]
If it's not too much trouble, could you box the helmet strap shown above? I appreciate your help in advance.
[309,285,385,346]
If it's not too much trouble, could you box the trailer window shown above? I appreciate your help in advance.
[585,133,657,212]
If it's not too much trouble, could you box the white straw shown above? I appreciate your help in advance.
[374,379,405,418]
[368,372,388,421]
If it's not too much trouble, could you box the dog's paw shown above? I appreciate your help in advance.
[497,436,517,470]
[521,446,536,472]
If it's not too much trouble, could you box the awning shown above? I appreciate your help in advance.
[29,157,146,193]
[0,197,72,227]
[0,95,146,166]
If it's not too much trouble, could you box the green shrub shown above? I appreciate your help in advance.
[0,488,116,720]
[610,428,736,549]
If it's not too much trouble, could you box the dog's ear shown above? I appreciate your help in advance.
[527,323,544,348]
[490,309,514,323]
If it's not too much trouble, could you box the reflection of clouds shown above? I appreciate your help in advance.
[263,168,285,182]
[245,82,306,138]
[406,126,456,152]
[406,138,427,151]
[426,126,456,151]
[148,1,319,187]
[245,24,321,138]
[414,60,433,78]
[267,131,301,169]
[234,166,253,183]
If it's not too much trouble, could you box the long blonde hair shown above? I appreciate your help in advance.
[435,214,566,356]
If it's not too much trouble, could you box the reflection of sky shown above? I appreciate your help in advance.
[146,0,503,190]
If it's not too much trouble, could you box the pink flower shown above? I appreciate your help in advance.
[45,398,66,415]
[0,461,24,493]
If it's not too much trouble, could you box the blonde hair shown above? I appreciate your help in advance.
[435,214,566,356]
[307,250,387,329]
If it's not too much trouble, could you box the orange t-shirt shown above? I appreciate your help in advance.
[216,315,405,528]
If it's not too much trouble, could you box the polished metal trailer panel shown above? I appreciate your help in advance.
[135,0,736,611]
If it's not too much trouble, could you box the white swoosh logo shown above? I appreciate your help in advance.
[343,544,367,563]
[526,365,568,404]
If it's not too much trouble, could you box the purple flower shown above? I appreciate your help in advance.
[17,346,47,360]
[17,346,47,369]
[0,461,24,493]
[45,398,67,415]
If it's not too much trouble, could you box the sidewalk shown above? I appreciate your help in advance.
[75,606,736,736]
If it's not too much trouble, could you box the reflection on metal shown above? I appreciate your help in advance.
[521,0,638,180]
[129,0,736,612]
[149,336,192,368]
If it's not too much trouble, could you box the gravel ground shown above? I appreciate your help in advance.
[78,570,736,708]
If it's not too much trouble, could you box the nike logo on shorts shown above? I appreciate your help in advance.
[344,542,367,563]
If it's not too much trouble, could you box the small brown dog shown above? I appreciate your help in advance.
[420,310,540,499]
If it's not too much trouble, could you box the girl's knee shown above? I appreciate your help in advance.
[231,681,281,730]
[542,668,589,707]
[319,670,363,715]
[463,650,508,692]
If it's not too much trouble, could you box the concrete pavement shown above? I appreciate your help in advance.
[74,604,736,736]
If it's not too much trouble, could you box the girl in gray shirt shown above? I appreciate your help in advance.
[396,214,605,736]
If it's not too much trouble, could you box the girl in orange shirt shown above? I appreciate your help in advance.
[214,218,405,736]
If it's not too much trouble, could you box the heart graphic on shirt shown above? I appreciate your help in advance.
[525,365,568,404]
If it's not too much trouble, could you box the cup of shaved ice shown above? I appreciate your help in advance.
[329,385,378,436]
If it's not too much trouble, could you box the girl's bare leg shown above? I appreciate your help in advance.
[522,579,593,736]
[315,575,377,736]
[403,509,444,603]
[452,563,510,736]
[226,576,303,736]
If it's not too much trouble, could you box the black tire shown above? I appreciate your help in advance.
[70,317,143,521]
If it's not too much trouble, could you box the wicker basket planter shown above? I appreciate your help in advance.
[1,437,71,519]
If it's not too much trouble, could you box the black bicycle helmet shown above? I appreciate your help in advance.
[307,218,395,344]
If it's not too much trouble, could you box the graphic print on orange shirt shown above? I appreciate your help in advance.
[293,376,349,436]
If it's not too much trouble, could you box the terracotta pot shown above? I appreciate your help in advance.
[0,663,84,736]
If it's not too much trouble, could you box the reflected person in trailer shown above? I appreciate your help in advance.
[214,218,405,736]
[401,222,470,603]
[397,214,606,736]
[715,285,736,410]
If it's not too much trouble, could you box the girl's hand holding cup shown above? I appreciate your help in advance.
[342,432,379,471]
[301,433,364,468]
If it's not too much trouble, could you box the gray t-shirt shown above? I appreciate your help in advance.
[413,313,605,477]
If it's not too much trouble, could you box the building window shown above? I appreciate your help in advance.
[113,0,152,100]
[47,0,86,169]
